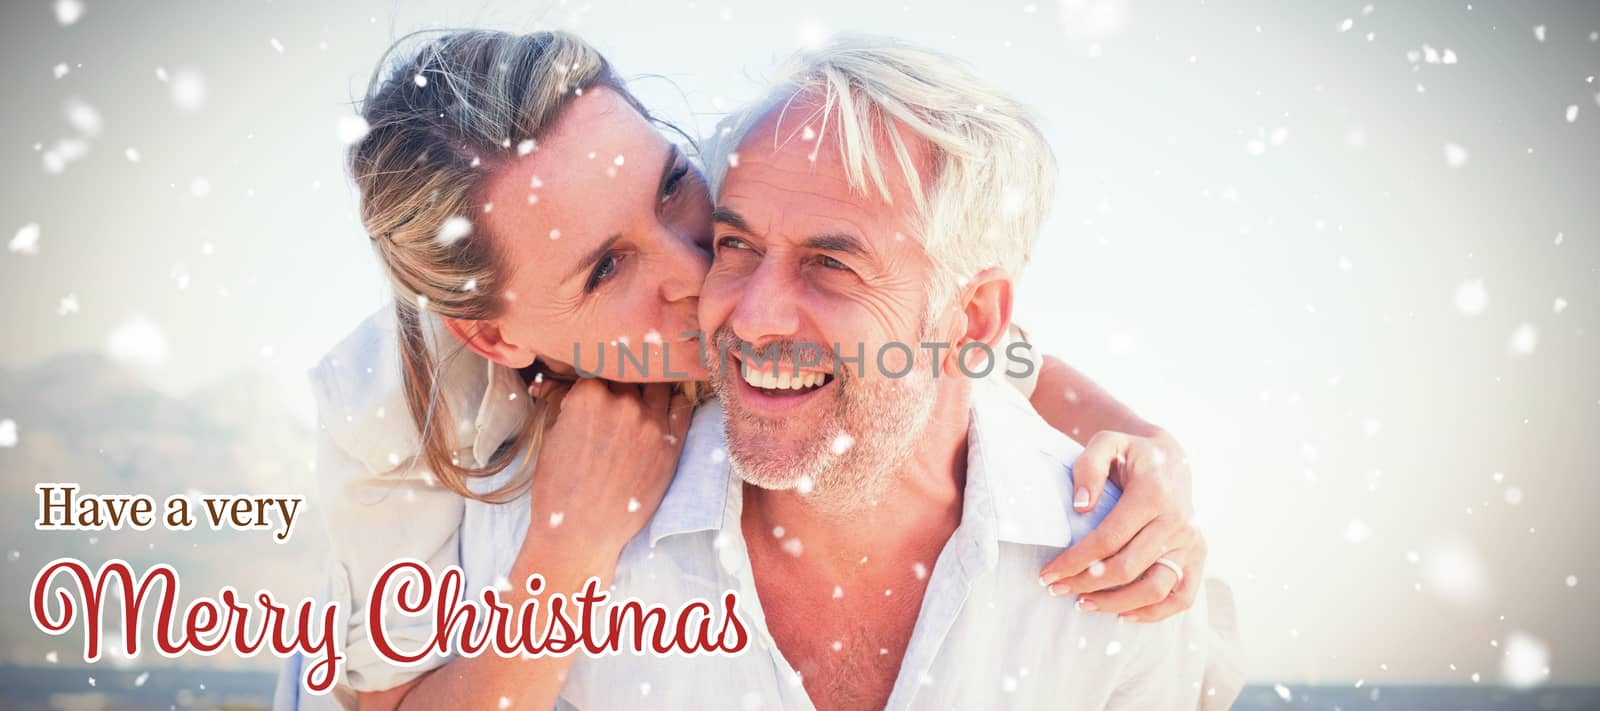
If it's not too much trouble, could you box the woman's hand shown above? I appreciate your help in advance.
[525,379,694,564]
[1037,430,1206,623]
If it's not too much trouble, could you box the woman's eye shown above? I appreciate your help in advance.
[661,164,689,203]
[585,254,619,292]
[817,255,849,271]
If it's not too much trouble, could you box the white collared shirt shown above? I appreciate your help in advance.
[548,382,1211,710]
[274,308,1245,710]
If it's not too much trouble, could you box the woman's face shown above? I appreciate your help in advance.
[474,86,712,382]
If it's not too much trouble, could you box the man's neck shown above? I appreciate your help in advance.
[741,378,973,582]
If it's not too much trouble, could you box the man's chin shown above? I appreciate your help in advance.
[723,429,817,489]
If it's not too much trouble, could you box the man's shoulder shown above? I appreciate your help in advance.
[968,382,1122,548]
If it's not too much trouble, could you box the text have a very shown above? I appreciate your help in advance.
[35,484,303,542]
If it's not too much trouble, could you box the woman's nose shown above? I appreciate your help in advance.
[658,225,710,304]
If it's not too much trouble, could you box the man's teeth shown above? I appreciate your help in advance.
[740,367,828,390]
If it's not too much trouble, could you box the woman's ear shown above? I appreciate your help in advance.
[441,316,537,369]
[947,266,1013,377]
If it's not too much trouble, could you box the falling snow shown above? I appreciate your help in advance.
[0,419,17,448]
[830,431,855,455]
[438,216,472,245]
[1454,279,1488,316]
[9,223,40,254]
[337,115,371,145]
[169,69,207,111]
[1508,323,1538,355]
[106,315,169,366]
[54,0,84,25]
[1501,632,1551,688]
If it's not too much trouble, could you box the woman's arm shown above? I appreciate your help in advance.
[1026,353,1206,624]
[360,380,693,711]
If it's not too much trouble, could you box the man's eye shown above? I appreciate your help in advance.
[818,255,849,271]
[716,236,751,251]
[586,254,619,292]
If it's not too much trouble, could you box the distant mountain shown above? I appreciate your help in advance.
[0,353,325,671]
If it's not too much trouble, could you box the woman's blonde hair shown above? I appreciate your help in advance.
[351,30,659,503]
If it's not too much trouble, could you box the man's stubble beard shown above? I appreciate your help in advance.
[708,325,941,515]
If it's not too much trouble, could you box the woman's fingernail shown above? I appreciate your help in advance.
[1075,598,1098,612]
[1038,575,1052,587]
[1073,487,1091,509]
[1048,583,1071,597]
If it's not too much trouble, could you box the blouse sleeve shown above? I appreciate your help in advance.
[313,423,464,694]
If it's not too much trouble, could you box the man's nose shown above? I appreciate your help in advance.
[728,257,800,345]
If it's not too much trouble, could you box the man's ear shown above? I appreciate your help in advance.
[943,266,1013,378]
[441,316,537,369]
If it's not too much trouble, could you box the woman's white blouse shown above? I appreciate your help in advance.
[303,306,1048,698]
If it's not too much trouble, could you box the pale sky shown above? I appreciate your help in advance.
[2,0,1598,685]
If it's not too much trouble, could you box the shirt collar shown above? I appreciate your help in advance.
[643,383,1113,551]
[647,399,735,547]
[966,381,1116,549]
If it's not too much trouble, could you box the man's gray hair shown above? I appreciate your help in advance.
[704,34,1057,307]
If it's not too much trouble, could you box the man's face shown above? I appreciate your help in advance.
[698,105,946,507]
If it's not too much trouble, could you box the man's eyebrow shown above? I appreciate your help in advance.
[565,233,622,283]
[803,233,870,259]
[711,207,752,233]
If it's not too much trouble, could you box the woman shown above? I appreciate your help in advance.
[289,29,1213,710]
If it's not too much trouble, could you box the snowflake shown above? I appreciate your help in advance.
[1507,324,1538,356]
[189,177,211,198]
[549,511,565,528]
[337,115,370,145]
[169,69,207,112]
[1443,143,1469,167]
[0,419,17,448]
[106,315,169,366]
[1565,105,1579,123]
[1454,279,1488,316]
[518,139,536,156]
[830,431,855,455]
[1343,520,1371,543]
[437,216,472,245]
[64,99,102,136]
[9,223,40,254]
[54,0,84,25]
[1502,632,1550,687]
[1104,640,1122,657]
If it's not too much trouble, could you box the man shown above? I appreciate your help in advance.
[558,35,1214,710]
